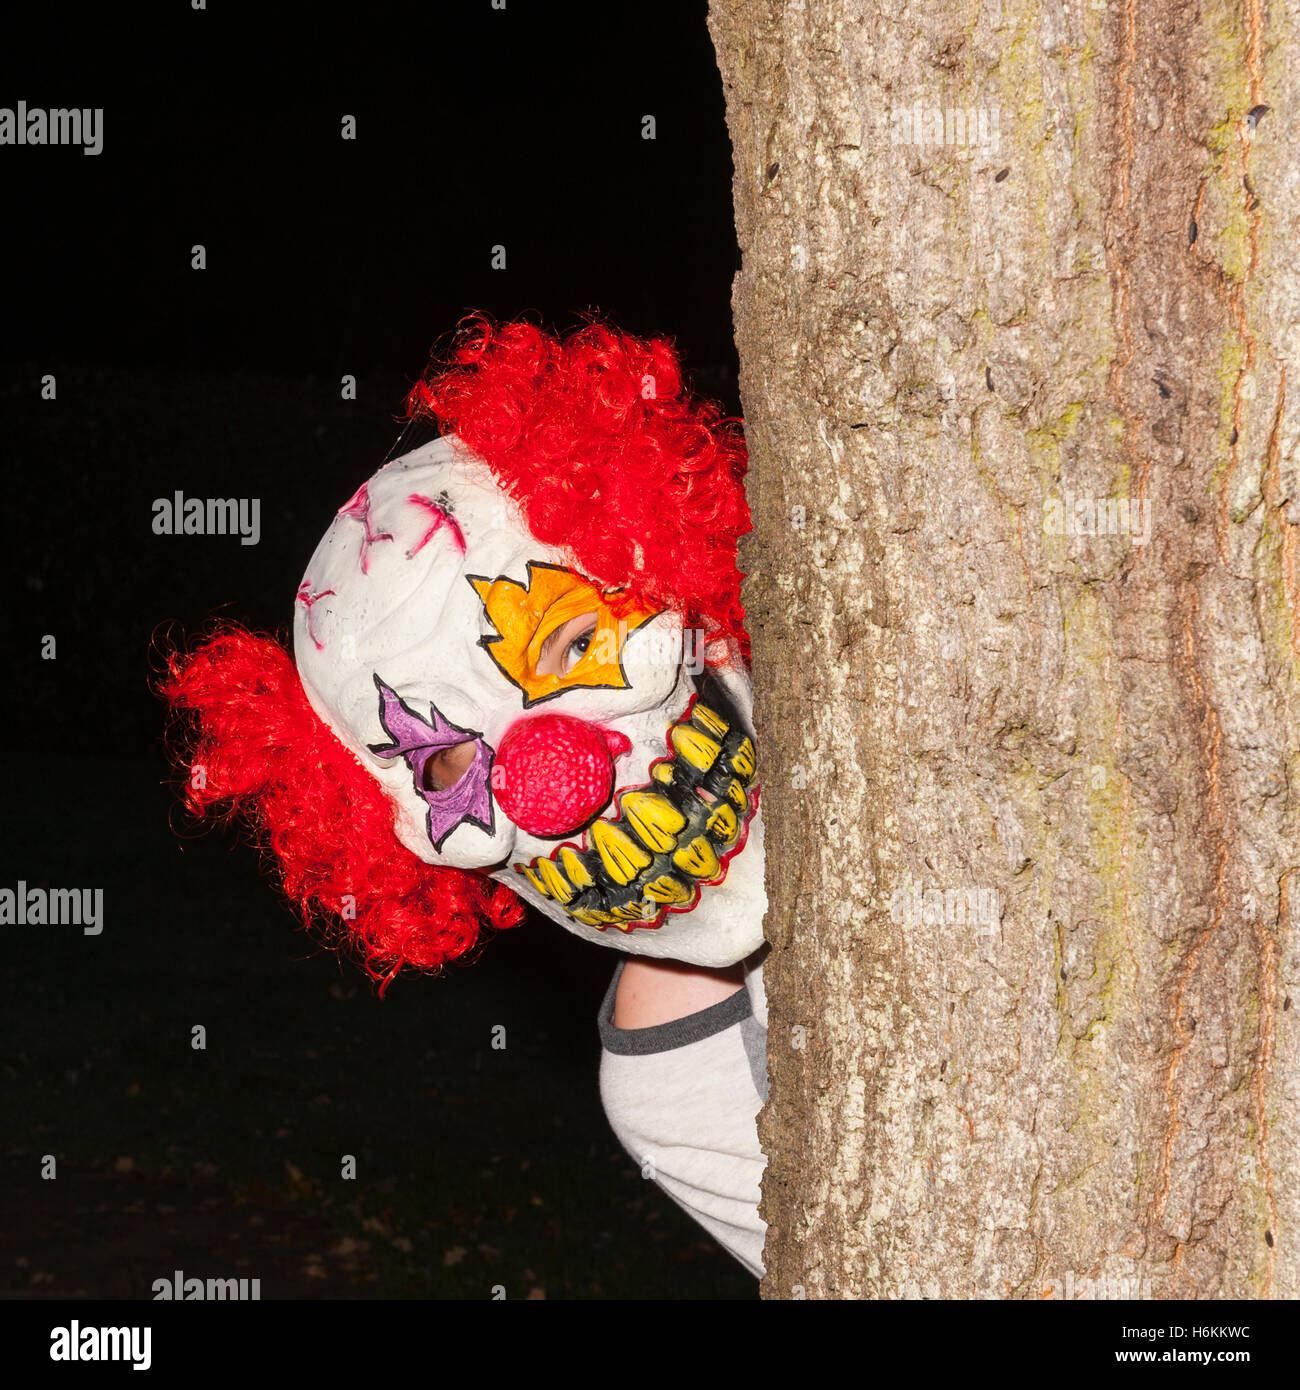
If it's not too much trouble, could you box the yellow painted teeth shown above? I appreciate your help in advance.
[571,906,618,927]
[534,856,574,904]
[643,873,692,905]
[706,803,739,843]
[518,705,756,932]
[730,737,755,778]
[519,864,551,898]
[673,835,721,880]
[670,723,721,771]
[691,704,729,738]
[621,791,687,853]
[558,845,594,889]
[590,819,653,884]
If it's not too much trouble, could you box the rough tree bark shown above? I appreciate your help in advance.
[708,0,1300,1298]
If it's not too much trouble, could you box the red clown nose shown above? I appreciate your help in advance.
[494,713,632,839]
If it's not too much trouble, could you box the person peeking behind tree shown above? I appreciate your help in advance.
[161,315,770,1278]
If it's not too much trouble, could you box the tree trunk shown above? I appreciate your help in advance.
[709,0,1300,1299]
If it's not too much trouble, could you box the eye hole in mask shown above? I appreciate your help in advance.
[470,562,661,707]
[422,740,478,792]
[536,613,598,678]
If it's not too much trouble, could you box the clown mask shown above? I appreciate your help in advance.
[293,435,766,969]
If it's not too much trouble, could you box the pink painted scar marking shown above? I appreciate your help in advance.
[296,581,336,651]
[407,493,466,558]
[336,482,394,574]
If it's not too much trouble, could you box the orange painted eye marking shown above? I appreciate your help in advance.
[469,562,661,706]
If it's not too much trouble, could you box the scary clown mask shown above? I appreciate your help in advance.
[291,432,767,969]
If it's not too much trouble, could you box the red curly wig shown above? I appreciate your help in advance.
[160,626,525,993]
[407,314,751,663]
[161,315,751,989]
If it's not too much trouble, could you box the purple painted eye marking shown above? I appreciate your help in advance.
[367,675,495,852]
[336,482,394,574]
[296,581,336,651]
[407,491,466,558]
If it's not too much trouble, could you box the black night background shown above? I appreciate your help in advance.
[0,0,755,1301]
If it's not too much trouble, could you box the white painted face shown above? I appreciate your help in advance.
[293,435,766,968]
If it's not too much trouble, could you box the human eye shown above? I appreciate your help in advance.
[537,613,599,677]
[565,627,593,668]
